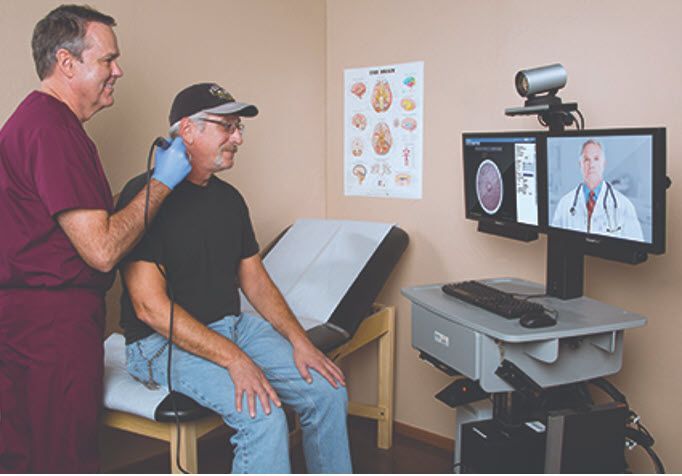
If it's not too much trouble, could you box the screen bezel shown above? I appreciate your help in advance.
[462,131,546,234]
[544,127,666,255]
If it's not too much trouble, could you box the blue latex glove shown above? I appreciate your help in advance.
[152,137,191,190]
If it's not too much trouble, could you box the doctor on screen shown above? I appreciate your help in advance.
[552,139,644,241]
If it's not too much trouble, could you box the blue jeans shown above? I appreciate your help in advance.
[126,312,352,473]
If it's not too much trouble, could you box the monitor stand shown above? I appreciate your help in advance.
[546,233,584,299]
[545,232,649,300]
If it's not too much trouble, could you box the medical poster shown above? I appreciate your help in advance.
[344,61,424,199]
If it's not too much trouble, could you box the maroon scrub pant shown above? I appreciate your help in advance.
[0,288,105,473]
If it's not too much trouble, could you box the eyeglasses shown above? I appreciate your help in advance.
[200,118,245,135]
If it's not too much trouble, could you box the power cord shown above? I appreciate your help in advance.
[145,139,189,474]
[624,413,665,473]
[588,378,665,473]
[575,108,586,130]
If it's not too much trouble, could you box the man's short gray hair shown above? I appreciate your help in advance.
[168,111,208,138]
[580,139,606,160]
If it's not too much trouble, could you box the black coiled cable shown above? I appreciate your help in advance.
[145,139,189,474]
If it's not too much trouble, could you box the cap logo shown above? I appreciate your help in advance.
[209,84,234,102]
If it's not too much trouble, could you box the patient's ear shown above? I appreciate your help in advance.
[178,117,195,145]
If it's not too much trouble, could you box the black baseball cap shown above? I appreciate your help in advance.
[169,82,259,125]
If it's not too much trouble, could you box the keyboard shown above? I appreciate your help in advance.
[441,280,545,319]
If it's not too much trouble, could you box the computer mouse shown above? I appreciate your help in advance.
[519,311,556,328]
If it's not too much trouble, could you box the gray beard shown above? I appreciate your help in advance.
[213,153,224,168]
[214,146,235,168]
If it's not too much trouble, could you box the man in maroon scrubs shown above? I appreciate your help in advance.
[0,5,190,472]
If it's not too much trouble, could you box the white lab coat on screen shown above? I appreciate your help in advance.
[551,182,644,242]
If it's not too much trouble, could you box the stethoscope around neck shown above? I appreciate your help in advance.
[569,182,621,233]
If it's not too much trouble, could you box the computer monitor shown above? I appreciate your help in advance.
[544,127,666,298]
[546,128,666,255]
[463,132,541,240]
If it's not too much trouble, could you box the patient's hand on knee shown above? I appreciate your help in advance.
[226,352,281,418]
[292,339,346,388]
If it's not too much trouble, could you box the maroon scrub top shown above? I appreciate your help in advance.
[0,91,115,291]
[0,91,115,471]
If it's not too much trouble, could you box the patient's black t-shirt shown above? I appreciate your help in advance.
[116,174,260,344]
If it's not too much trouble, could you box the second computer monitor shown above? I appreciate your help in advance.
[546,128,666,252]
[463,133,540,228]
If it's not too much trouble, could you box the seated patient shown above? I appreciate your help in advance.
[116,83,351,473]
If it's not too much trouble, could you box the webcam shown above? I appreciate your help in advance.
[505,63,580,132]
[515,63,567,98]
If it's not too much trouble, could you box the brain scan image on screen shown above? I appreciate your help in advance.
[476,159,504,214]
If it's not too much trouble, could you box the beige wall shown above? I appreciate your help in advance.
[2,0,681,472]
[327,0,682,472]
